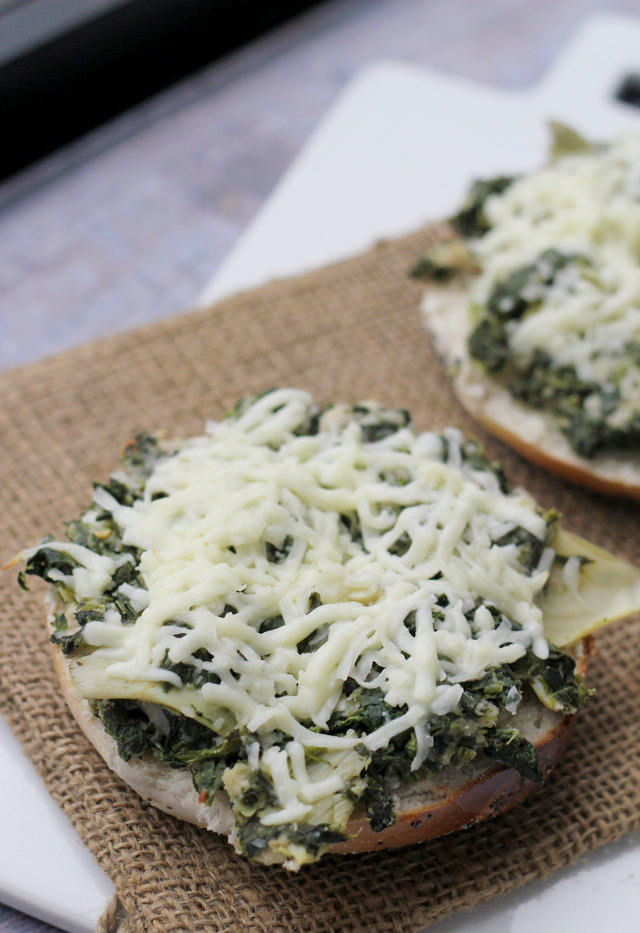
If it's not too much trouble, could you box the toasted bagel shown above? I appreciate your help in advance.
[416,130,640,498]
[21,391,624,870]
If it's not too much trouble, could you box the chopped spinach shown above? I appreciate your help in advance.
[468,251,588,377]
[51,612,68,632]
[494,525,546,574]
[330,686,403,735]
[191,758,226,799]
[237,818,346,859]
[233,767,280,818]
[49,628,86,654]
[487,250,585,321]
[467,314,510,373]
[327,633,589,827]
[266,536,293,563]
[92,699,240,799]
[402,611,417,637]
[293,408,321,437]
[107,559,141,591]
[484,728,542,783]
[460,665,518,717]
[297,624,329,654]
[361,771,395,832]
[440,434,509,491]
[65,519,117,553]
[258,615,285,634]
[509,350,640,459]
[93,477,136,508]
[389,531,411,557]
[165,719,240,768]
[18,546,79,590]
[522,646,593,713]
[350,403,411,442]
[464,248,640,458]
[292,594,326,651]
[450,175,517,238]
[340,511,363,545]
[122,432,166,479]
[93,699,158,760]
[49,608,101,654]
[159,647,221,689]
[510,351,601,409]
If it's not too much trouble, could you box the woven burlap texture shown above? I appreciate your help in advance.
[2,226,639,933]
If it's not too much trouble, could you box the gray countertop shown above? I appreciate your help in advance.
[1,0,638,929]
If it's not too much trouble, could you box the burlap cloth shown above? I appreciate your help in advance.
[2,225,639,933]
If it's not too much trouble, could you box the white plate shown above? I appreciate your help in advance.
[3,12,640,931]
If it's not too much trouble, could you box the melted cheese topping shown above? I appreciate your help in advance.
[42,390,557,820]
[57,398,549,743]
[472,135,640,403]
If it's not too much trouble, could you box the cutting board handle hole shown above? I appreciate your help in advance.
[615,74,640,109]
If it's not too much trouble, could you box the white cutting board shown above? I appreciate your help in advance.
[200,14,640,304]
[4,13,640,932]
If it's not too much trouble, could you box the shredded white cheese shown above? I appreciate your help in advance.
[470,135,640,410]
[52,389,554,818]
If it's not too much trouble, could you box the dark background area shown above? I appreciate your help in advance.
[0,0,325,181]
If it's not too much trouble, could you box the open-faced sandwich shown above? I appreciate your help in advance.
[413,125,640,498]
[16,389,640,869]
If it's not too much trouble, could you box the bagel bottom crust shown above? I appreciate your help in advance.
[336,716,572,854]
[50,611,593,864]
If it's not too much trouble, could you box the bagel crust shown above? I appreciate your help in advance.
[51,642,235,837]
[337,719,569,853]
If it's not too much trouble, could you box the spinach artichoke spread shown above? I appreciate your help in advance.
[414,127,640,462]
[20,389,592,868]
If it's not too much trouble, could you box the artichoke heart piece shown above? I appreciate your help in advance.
[69,655,235,735]
[549,121,594,160]
[540,528,640,647]
[410,239,477,281]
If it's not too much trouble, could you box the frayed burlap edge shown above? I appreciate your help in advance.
[98,896,129,933]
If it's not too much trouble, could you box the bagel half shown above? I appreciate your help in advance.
[415,128,640,499]
[17,390,640,870]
